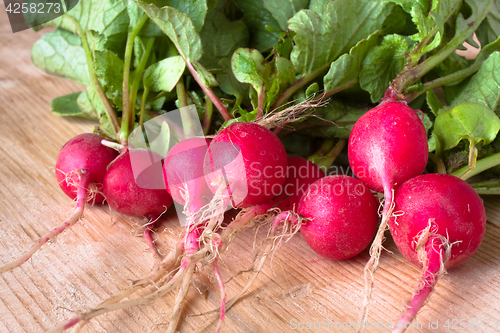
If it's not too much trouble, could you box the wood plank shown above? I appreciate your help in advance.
[1,6,500,333]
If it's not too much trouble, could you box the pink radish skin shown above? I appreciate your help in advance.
[388,174,486,332]
[103,149,173,219]
[163,137,212,212]
[348,98,429,324]
[348,101,429,194]
[55,133,119,203]
[205,122,288,208]
[1,133,118,274]
[298,175,379,260]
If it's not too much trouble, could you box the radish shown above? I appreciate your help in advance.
[48,124,289,333]
[204,122,289,208]
[103,149,173,219]
[348,94,429,321]
[298,175,379,260]
[388,174,486,332]
[0,133,119,274]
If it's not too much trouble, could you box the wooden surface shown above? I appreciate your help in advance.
[1,6,500,333]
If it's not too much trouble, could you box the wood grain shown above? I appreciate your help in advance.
[1,6,500,333]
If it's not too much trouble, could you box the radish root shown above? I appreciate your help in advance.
[392,219,455,333]
[0,174,90,274]
[359,188,395,332]
[196,210,305,332]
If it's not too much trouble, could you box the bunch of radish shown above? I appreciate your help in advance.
[0,133,176,276]
[345,90,486,332]
[0,95,488,333]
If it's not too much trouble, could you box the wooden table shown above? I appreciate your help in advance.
[1,6,500,333]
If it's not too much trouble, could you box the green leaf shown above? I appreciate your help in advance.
[231,48,271,94]
[450,52,500,111]
[192,62,219,87]
[149,121,171,157]
[216,58,250,108]
[476,0,500,47]
[305,83,319,98]
[127,0,144,28]
[323,31,380,93]
[144,55,186,92]
[87,30,108,52]
[23,0,79,30]
[168,0,208,32]
[31,29,90,86]
[288,0,394,76]
[77,90,99,118]
[360,34,408,103]
[263,0,309,31]
[426,90,444,116]
[381,0,428,13]
[138,2,202,62]
[275,57,296,93]
[199,10,249,69]
[233,0,282,51]
[434,102,500,150]
[40,0,129,55]
[51,91,97,119]
[387,0,461,60]
[94,50,124,98]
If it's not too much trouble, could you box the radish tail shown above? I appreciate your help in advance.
[198,212,301,332]
[0,176,90,274]
[220,203,274,251]
[359,188,394,331]
[213,258,226,333]
[392,237,447,333]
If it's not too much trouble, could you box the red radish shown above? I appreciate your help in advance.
[204,122,288,208]
[348,96,429,321]
[388,174,486,332]
[298,175,379,260]
[103,148,174,278]
[103,149,173,219]
[0,133,119,274]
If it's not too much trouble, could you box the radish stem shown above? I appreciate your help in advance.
[120,14,149,143]
[359,187,394,332]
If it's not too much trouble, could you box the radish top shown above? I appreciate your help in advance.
[348,101,428,194]
[389,173,486,269]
